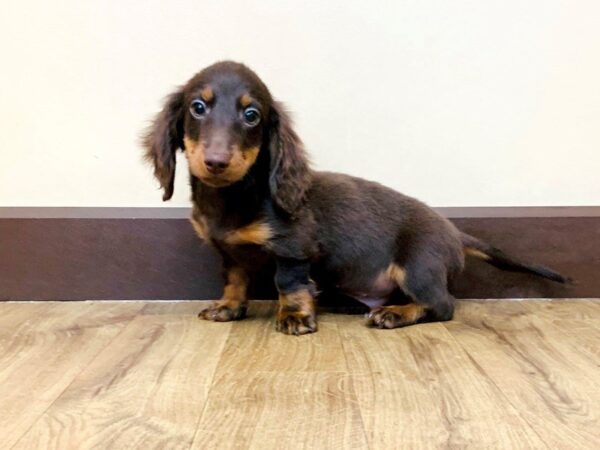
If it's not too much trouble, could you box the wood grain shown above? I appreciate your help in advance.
[1,300,599,449]
[13,306,232,449]
[191,303,362,449]
[519,299,600,325]
[334,314,452,450]
[192,371,367,450]
[0,303,53,336]
[335,314,546,449]
[446,300,600,448]
[520,299,600,362]
[0,302,143,448]
[207,303,348,373]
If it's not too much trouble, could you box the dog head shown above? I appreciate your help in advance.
[143,61,311,214]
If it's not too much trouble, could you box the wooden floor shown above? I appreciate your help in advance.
[1,300,599,449]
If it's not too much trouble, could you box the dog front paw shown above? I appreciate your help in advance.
[198,301,247,322]
[275,311,317,335]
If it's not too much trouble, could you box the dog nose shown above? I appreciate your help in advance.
[204,157,230,174]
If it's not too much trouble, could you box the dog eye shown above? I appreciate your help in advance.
[190,100,208,119]
[243,107,261,126]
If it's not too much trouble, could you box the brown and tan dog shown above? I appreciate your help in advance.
[143,61,570,335]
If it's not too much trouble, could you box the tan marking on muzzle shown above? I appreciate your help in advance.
[183,135,260,186]
[183,136,209,178]
[227,145,260,182]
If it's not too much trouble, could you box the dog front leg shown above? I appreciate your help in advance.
[274,258,317,335]
[199,266,249,321]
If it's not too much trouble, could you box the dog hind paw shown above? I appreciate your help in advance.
[366,304,424,329]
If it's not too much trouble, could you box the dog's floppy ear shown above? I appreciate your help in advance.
[267,101,311,215]
[142,88,185,201]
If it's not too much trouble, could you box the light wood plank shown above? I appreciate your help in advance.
[447,300,600,448]
[335,313,547,449]
[0,303,53,335]
[191,302,362,449]
[140,301,207,316]
[0,302,143,338]
[207,302,348,373]
[519,299,600,326]
[521,300,600,361]
[192,371,367,450]
[14,309,232,450]
[2,300,599,450]
[457,300,600,378]
[335,314,450,450]
[0,302,142,449]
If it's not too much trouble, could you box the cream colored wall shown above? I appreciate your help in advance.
[0,0,598,207]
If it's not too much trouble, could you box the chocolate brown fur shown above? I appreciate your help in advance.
[143,61,570,335]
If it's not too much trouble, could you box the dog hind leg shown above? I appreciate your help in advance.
[366,257,455,329]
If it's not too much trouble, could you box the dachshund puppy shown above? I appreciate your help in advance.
[143,61,569,335]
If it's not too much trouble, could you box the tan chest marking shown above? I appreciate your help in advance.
[190,208,210,241]
[224,220,273,246]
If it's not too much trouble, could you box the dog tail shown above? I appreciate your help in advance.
[460,232,572,284]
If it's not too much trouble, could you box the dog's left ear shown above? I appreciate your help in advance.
[142,88,185,201]
[267,101,312,215]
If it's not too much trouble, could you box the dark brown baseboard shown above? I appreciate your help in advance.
[1,208,598,301]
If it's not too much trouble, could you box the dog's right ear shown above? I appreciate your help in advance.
[142,88,185,201]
